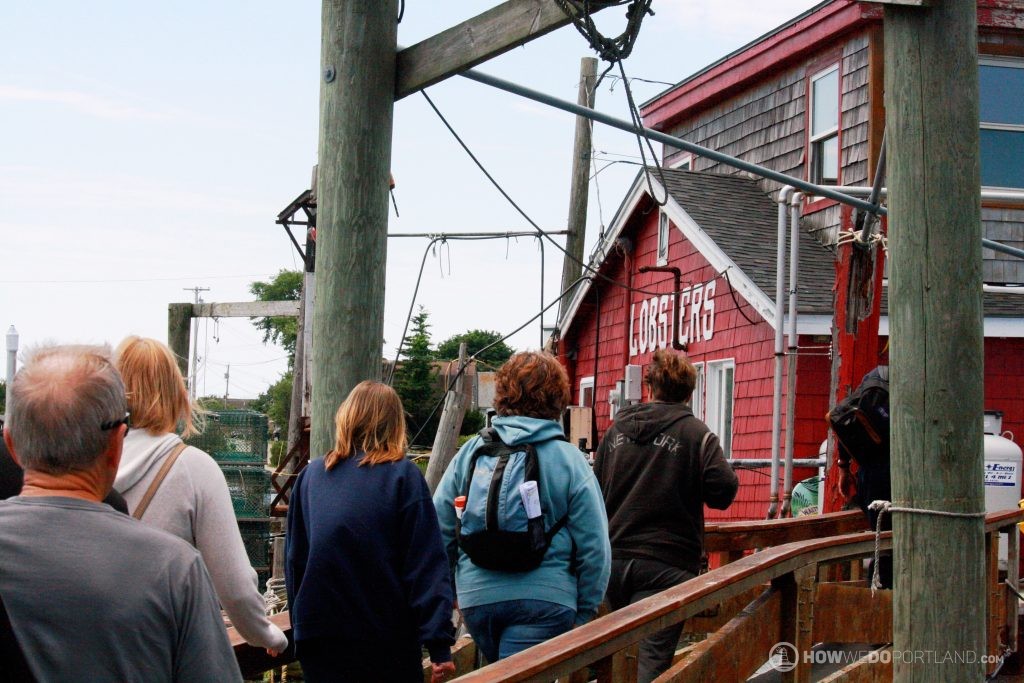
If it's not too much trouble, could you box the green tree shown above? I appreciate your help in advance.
[394,307,443,447]
[435,329,513,370]
[248,269,302,443]
[251,373,292,438]
[249,269,302,361]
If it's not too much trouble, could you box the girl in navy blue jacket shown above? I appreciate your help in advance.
[286,381,456,682]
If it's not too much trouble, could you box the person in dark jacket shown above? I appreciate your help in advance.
[286,381,456,683]
[594,349,739,683]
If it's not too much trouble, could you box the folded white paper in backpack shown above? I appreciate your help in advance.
[519,480,542,519]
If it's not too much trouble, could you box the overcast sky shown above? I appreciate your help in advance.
[1,1,820,398]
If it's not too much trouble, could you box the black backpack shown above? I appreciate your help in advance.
[456,428,569,573]
[828,366,890,467]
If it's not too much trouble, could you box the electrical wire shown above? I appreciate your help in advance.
[406,276,590,447]
[421,90,699,299]
[722,268,760,326]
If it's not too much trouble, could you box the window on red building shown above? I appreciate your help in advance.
[808,65,839,186]
[657,211,670,265]
[578,376,595,407]
[705,359,735,457]
[979,56,1024,189]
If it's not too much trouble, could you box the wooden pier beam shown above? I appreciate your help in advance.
[884,1,986,680]
[310,0,397,459]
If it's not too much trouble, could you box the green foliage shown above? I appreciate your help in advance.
[394,306,443,447]
[197,396,230,412]
[435,329,513,370]
[251,372,293,443]
[269,440,287,468]
[461,408,486,436]
[249,269,302,362]
[0,381,5,419]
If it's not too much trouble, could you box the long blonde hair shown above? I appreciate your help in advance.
[325,380,407,469]
[114,336,198,437]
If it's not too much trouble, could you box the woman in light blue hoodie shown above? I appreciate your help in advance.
[433,351,611,663]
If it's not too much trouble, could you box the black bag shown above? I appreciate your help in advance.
[828,366,890,467]
[456,428,568,573]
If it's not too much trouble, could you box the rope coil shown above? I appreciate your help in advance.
[866,499,987,595]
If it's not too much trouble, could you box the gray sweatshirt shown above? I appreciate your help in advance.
[115,430,288,653]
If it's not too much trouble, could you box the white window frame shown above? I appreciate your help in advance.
[704,358,735,458]
[657,211,670,266]
[669,154,693,170]
[808,65,840,186]
[979,56,1024,190]
[578,376,595,408]
[690,362,705,421]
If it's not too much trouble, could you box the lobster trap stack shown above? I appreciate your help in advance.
[187,409,272,590]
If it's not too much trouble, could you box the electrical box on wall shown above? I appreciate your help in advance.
[624,364,642,403]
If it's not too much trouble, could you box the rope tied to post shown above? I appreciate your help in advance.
[866,500,987,596]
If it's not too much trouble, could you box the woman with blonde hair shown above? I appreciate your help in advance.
[113,336,287,654]
[286,380,455,683]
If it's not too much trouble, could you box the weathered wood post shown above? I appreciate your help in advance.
[885,1,985,679]
[167,303,193,379]
[425,343,468,493]
[310,0,397,459]
[558,56,598,322]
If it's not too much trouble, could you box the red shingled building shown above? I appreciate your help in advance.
[554,0,1024,521]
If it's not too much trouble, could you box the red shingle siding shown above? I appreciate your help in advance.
[984,337,1024,439]
[563,207,833,522]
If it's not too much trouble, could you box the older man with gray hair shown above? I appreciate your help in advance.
[0,345,242,682]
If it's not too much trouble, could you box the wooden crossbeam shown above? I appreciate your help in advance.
[395,0,614,99]
[192,301,300,318]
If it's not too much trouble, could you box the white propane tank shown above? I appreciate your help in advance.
[984,433,1022,566]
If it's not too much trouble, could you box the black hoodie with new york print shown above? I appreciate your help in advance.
[593,401,739,573]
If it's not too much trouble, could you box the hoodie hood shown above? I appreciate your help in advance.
[491,415,566,446]
[611,402,692,445]
[114,430,183,494]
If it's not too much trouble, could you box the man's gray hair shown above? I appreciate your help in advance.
[7,345,127,474]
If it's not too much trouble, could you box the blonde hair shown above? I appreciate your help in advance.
[326,381,408,469]
[115,336,198,437]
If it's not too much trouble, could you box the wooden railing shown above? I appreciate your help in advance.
[455,509,1022,683]
[228,509,1022,682]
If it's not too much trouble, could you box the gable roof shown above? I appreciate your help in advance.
[559,168,834,339]
[659,169,835,315]
[559,168,1024,341]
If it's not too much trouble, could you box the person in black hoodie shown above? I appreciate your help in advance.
[594,349,739,683]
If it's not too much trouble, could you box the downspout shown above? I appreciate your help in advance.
[591,278,600,454]
[769,186,796,519]
[781,192,803,517]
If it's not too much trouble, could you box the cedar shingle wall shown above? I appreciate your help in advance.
[564,208,833,522]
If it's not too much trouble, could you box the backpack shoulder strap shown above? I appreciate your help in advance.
[132,442,187,520]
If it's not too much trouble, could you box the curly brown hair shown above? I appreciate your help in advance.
[646,349,698,403]
[493,352,570,421]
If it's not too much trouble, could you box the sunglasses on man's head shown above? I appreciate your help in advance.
[100,413,131,435]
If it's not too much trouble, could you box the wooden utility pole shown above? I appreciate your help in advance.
[425,343,468,494]
[310,0,397,459]
[167,303,193,379]
[885,1,985,680]
[558,57,598,323]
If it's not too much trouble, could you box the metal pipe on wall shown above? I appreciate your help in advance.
[4,326,17,423]
[781,192,803,517]
[768,187,795,519]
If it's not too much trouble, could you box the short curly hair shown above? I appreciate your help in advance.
[493,352,570,421]
[646,349,698,403]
